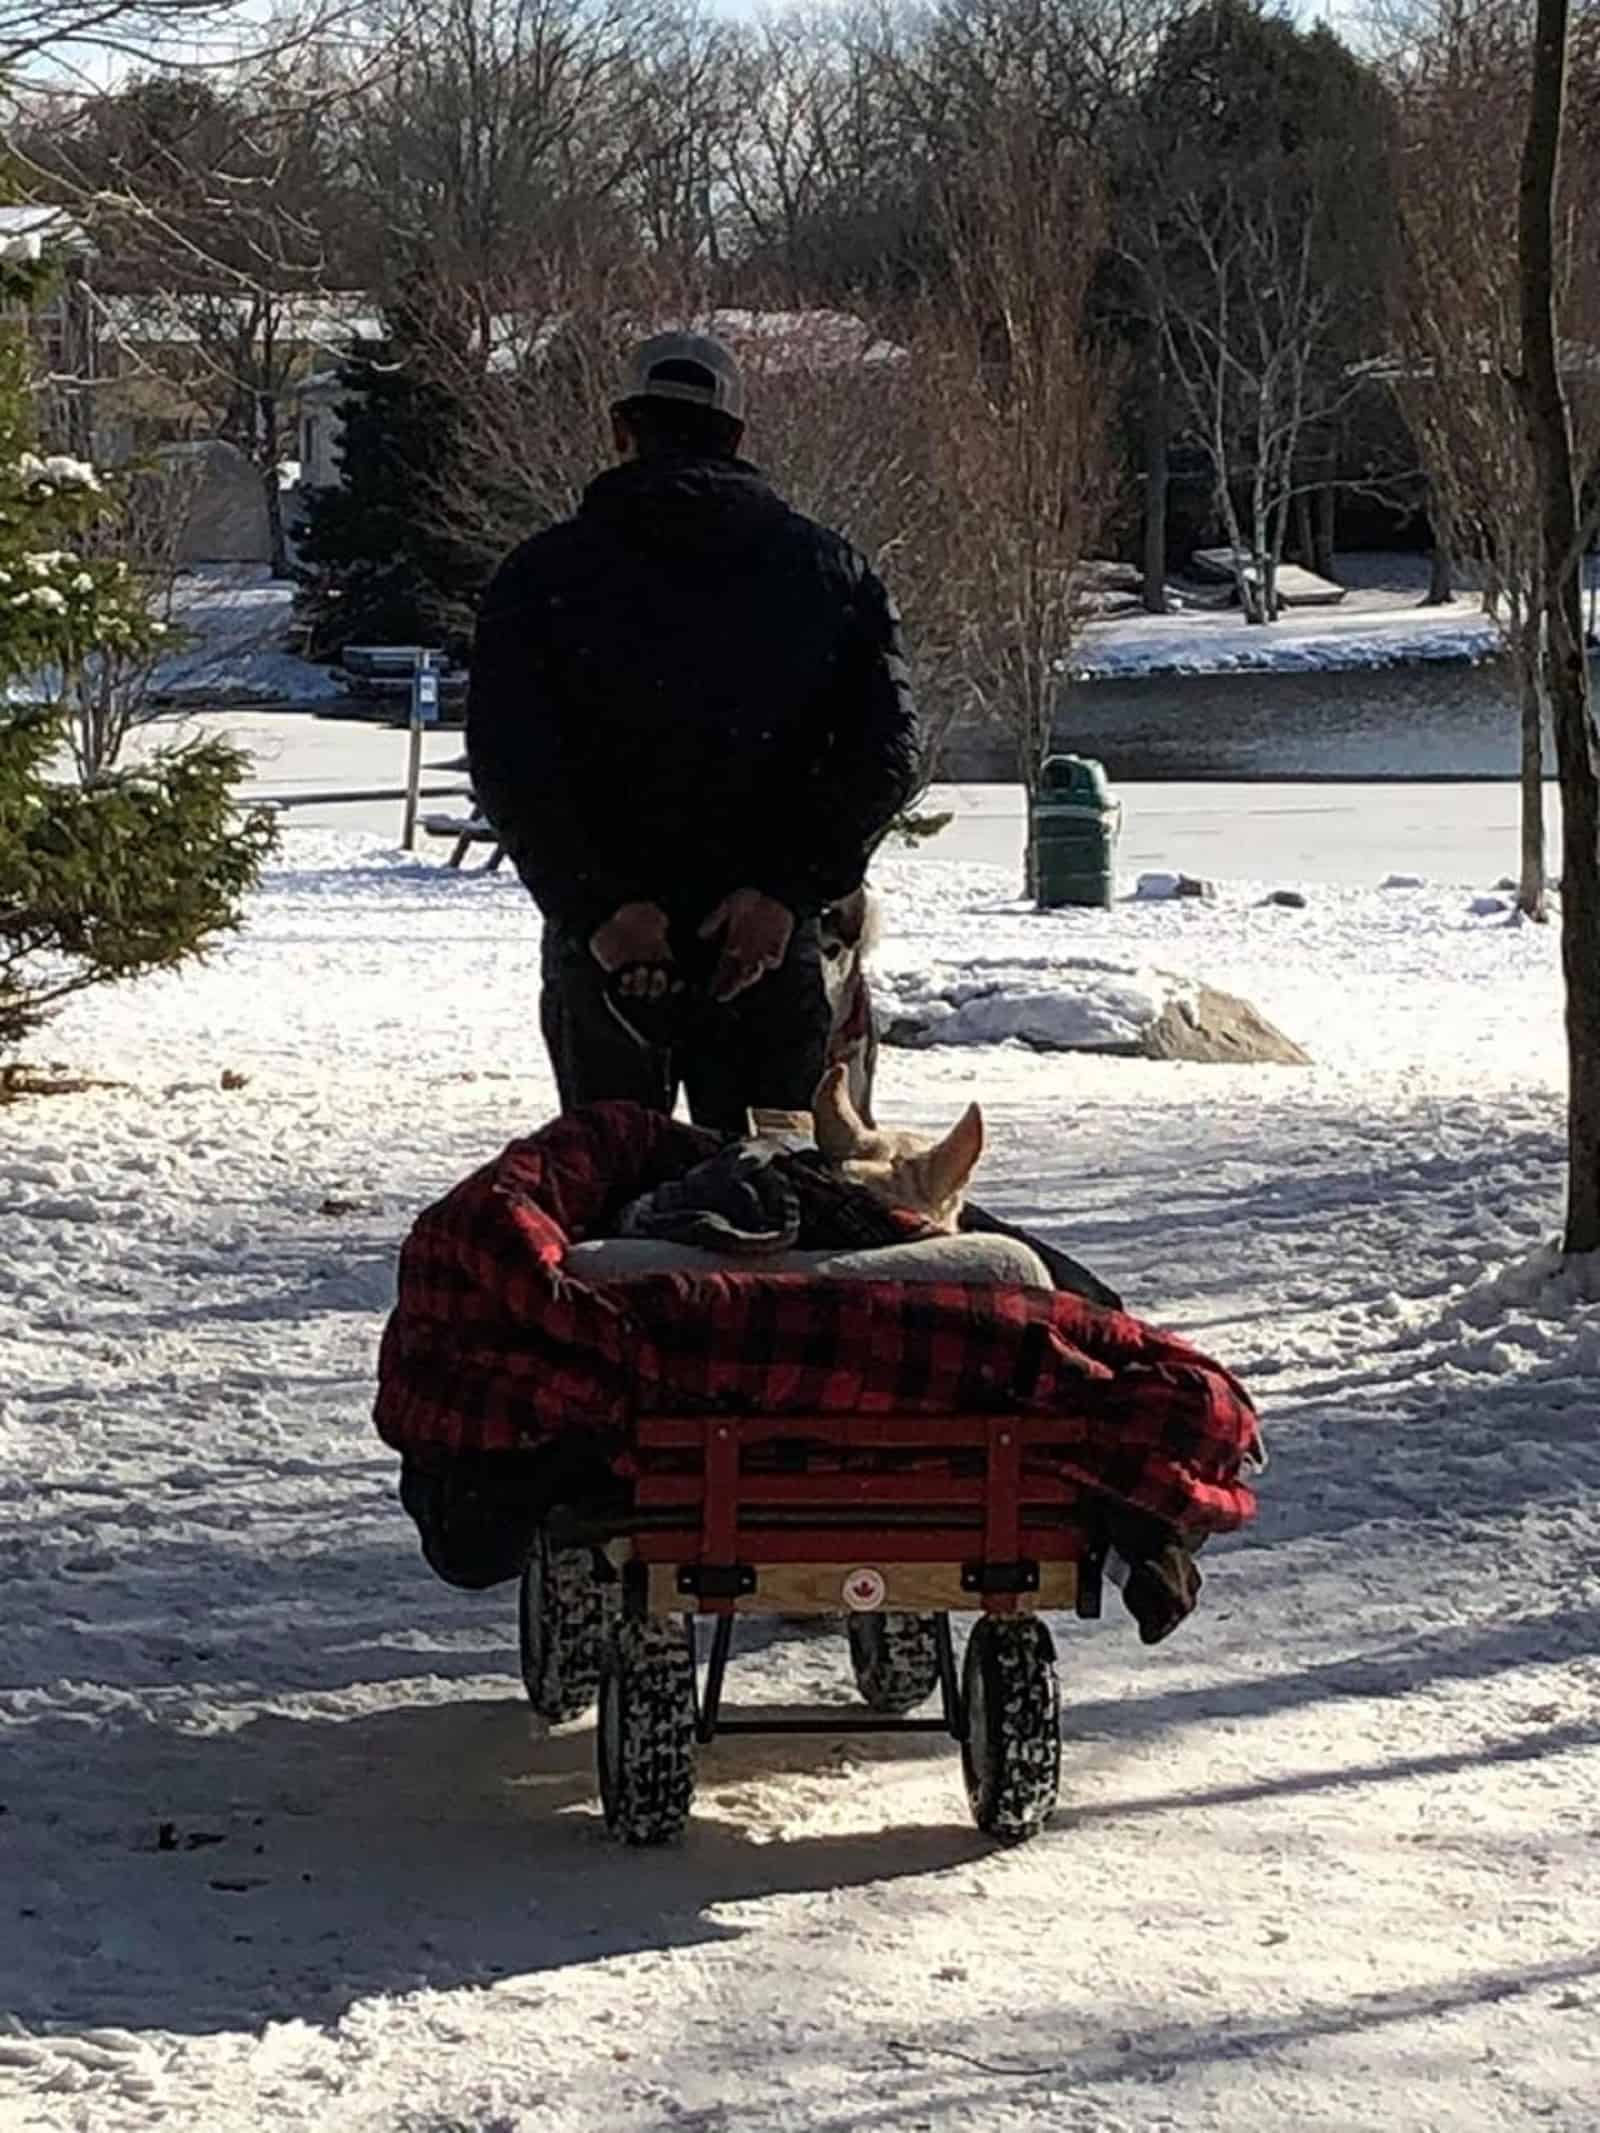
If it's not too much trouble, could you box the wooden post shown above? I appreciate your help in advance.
[401,723,423,852]
[400,649,438,852]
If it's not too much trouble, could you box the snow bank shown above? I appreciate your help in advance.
[1453,1239,1600,1316]
[154,569,343,706]
[877,954,1187,1051]
[1077,583,1500,681]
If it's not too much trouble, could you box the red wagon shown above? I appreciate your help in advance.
[377,1105,1261,1848]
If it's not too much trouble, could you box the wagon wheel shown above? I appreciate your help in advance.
[597,1616,698,1846]
[960,1615,1061,1843]
[847,1611,941,1715]
[517,1533,616,1724]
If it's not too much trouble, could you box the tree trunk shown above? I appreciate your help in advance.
[1426,538,1455,606]
[1142,343,1168,614]
[264,468,290,581]
[1254,542,1278,622]
[1293,489,1315,570]
[1424,482,1456,605]
[1313,475,1338,583]
[260,391,290,580]
[1518,632,1549,921]
[1520,0,1600,1252]
[61,261,96,462]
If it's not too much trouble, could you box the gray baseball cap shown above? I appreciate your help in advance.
[615,330,745,421]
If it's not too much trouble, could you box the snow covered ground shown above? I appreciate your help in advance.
[2,790,1598,2132]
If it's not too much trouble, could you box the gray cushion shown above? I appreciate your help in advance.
[564,1233,1053,1289]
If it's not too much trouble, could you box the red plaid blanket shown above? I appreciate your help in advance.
[374,1104,1260,1538]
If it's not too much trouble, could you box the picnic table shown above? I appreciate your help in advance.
[421,812,506,870]
[418,753,506,871]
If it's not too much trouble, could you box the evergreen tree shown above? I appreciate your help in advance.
[0,246,275,1072]
[293,289,480,661]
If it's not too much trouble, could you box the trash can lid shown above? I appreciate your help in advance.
[1037,754,1115,807]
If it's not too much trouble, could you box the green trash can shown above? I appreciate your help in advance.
[1032,754,1121,909]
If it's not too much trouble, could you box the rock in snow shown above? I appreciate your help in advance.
[1141,983,1312,1064]
[1135,871,1184,901]
[1134,871,1217,902]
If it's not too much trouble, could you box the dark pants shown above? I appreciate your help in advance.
[539,920,833,1139]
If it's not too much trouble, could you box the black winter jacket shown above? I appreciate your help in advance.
[466,454,919,937]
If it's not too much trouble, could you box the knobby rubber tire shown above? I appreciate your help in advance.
[847,1611,941,1715]
[597,1616,698,1845]
[518,1534,615,1723]
[960,1614,1061,1842]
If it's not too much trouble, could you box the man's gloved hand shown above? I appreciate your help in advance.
[699,889,795,1002]
[589,901,676,999]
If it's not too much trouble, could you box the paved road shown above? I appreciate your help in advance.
[189,705,1557,889]
[929,780,1560,888]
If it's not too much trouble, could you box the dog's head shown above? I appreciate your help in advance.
[810,1063,984,1233]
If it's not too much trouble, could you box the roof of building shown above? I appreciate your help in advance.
[291,305,905,399]
[0,203,92,258]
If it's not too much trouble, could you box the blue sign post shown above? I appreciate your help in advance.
[414,658,439,727]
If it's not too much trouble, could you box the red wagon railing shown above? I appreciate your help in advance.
[599,1409,1107,1747]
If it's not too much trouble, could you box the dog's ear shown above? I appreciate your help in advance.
[812,1062,868,1161]
[915,1102,985,1207]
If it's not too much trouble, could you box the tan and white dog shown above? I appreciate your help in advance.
[599,1072,1046,1286]
[809,1063,985,1235]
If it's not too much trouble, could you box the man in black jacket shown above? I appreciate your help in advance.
[467,330,919,1136]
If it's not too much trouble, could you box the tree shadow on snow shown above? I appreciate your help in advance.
[1056,1126,1563,1269]
[788,1948,1600,2132]
[1054,1602,1600,1755]
[0,1689,985,2038]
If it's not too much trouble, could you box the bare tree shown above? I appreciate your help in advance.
[619,8,733,268]
[716,11,922,299]
[411,254,671,612]
[1388,21,1548,912]
[738,301,974,781]
[2,1,277,77]
[58,457,199,780]
[1148,179,1333,620]
[343,0,657,293]
[1122,1,1393,621]
[1386,0,1600,918]
[1520,0,1600,1254]
[932,115,1119,888]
